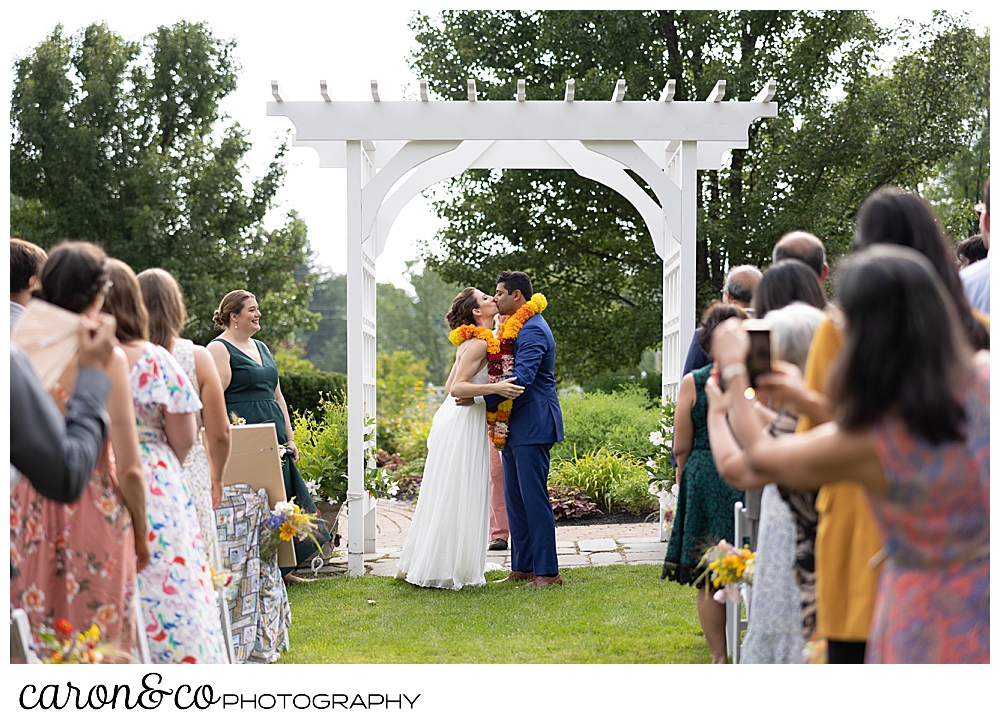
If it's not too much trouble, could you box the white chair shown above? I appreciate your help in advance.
[211,535,237,664]
[10,609,38,664]
[725,501,752,663]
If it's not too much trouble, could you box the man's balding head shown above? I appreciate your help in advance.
[722,265,762,308]
[773,231,828,283]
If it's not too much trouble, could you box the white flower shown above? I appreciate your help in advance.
[388,483,399,497]
[648,482,659,496]
[649,431,664,446]
[662,426,674,437]
[274,501,294,515]
[646,458,657,470]
[366,456,377,470]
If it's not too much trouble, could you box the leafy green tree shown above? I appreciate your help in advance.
[10,21,317,345]
[410,10,989,380]
[301,270,348,373]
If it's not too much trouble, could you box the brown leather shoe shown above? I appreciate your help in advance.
[494,571,534,583]
[525,574,563,588]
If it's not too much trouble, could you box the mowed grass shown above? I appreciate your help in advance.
[280,565,710,664]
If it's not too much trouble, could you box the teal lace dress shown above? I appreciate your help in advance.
[216,338,330,573]
[662,364,745,586]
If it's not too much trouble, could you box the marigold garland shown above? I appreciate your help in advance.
[448,294,548,450]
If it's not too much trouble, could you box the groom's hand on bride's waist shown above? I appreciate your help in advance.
[455,397,476,407]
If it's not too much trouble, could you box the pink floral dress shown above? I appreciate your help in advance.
[10,440,140,660]
[132,343,227,664]
[866,359,990,663]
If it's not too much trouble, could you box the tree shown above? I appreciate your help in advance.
[409,10,989,380]
[10,22,317,345]
[301,270,348,373]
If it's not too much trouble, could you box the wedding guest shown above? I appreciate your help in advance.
[10,238,47,330]
[713,245,989,664]
[956,235,987,269]
[102,259,228,664]
[960,177,990,314]
[662,301,748,664]
[751,259,827,319]
[681,266,761,377]
[10,314,118,504]
[705,302,826,661]
[772,230,829,283]
[138,268,231,569]
[11,242,148,660]
[207,290,331,583]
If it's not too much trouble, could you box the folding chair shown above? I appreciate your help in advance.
[725,501,752,663]
[10,609,38,664]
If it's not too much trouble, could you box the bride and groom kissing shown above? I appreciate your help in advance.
[396,270,565,590]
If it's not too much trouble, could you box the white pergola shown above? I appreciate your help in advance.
[268,77,777,576]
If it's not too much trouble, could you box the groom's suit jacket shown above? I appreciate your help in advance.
[485,314,564,447]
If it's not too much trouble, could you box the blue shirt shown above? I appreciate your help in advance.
[960,256,990,315]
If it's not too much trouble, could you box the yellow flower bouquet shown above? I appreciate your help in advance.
[259,499,322,562]
[697,539,755,603]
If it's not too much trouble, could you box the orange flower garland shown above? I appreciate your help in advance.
[449,294,548,450]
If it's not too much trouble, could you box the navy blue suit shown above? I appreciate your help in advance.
[485,314,564,576]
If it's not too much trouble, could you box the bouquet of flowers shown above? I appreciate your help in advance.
[35,620,136,664]
[697,539,755,603]
[259,499,323,562]
[649,481,680,539]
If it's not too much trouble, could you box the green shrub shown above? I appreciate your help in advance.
[547,448,653,513]
[396,419,432,465]
[280,369,347,417]
[553,386,659,462]
[293,395,348,504]
[582,370,662,401]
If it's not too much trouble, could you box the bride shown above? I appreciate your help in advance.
[396,288,524,589]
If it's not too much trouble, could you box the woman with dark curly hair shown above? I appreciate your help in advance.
[661,300,748,664]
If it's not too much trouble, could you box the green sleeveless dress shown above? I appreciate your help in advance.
[216,338,330,572]
[662,363,745,586]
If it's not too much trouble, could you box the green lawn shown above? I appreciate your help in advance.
[280,565,710,663]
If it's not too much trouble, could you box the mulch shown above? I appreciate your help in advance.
[555,507,656,527]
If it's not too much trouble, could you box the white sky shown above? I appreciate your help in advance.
[3,2,991,294]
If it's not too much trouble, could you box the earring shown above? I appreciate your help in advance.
[235,323,238,329]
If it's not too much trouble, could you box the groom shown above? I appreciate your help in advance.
[485,271,565,588]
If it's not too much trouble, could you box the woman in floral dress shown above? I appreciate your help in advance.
[10,242,149,660]
[103,260,228,664]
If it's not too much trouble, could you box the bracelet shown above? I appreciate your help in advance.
[721,363,748,386]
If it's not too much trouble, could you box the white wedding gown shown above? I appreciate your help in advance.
[396,364,491,589]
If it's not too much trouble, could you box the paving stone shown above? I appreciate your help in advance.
[368,560,401,577]
[618,536,661,545]
[557,554,589,567]
[624,550,666,562]
[577,538,617,553]
[589,552,625,565]
[621,543,667,553]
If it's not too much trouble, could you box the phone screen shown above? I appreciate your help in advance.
[746,329,771,387]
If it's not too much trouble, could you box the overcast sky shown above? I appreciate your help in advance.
[4,2,989,293]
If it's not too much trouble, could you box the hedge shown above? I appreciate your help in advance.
[279,369,347,416]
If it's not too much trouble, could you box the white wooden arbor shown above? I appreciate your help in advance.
[267,77,777,576]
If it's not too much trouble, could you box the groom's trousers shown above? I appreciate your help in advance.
[502,443,559,577]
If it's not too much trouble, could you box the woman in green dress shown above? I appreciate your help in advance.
[208,290,330,584]
[661,301,747,663]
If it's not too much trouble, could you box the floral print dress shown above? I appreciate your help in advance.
[132,343,227,664]
[11,439,140,660]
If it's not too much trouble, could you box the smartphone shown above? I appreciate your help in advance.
[743,320,772,388]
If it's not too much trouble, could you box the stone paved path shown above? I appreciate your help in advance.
[311,499,666,577]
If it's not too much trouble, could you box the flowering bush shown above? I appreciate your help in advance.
[697,540,756,603]
[646,397,677,493]
[35,621,135,664]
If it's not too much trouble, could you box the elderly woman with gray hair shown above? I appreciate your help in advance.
[704,302,826,663]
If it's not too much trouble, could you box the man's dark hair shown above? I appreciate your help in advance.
[496,270,533,300]
[10,238,48,294]
[773,233,826,277]
[752,259,827,319]
[956,235,987,265]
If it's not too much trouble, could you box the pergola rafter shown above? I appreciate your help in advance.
[267,77,778,576]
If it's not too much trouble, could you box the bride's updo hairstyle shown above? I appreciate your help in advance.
[213,290,255,330]
[446,287,480,330]
[38,241,108,313]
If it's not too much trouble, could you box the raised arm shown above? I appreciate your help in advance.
[704,374,773,490]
